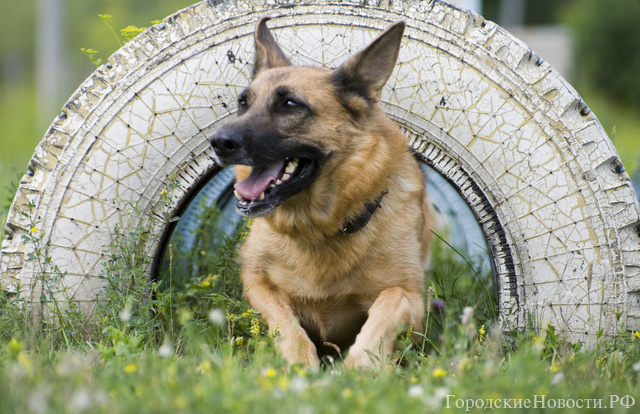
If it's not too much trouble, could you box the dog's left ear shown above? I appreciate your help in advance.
[253,17,292,78]
[332,21,405,104]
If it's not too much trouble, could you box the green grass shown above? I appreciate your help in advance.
[2,191,640,413]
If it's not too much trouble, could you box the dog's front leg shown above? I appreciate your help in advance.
[345,286,424,370]
[243,273,320,369]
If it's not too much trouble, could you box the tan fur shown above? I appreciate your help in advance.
[228,19,432,369]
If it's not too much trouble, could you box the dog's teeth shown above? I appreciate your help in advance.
[275,179,283,185]
[282,173,291,181]
[234,190,241,200]
[259,192,265,201]
[269,183,276,188]
[285,160,297,174]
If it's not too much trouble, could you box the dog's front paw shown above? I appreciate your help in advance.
[344,347,378,370]
[279,331,320,370]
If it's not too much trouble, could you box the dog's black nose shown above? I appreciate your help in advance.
[209,128,243,159]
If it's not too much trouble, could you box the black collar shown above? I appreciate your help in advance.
[338,190,388,236]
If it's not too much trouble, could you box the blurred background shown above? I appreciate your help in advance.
[1,0,639,210]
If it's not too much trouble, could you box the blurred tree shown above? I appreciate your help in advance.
[481,0,574,26]
[0,0,192,205]
[564,0,640,110]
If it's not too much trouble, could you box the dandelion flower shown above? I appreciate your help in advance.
[633,331,640,340]
[432,368,447,379]
[124,363,138,374]
[264,368,276,378]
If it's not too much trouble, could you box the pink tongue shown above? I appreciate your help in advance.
[234,161,286,200]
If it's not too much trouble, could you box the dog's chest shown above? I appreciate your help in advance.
[266,259,359,301]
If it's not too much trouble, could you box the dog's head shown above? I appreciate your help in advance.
[209,18,405,217]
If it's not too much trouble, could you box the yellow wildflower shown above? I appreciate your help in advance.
[17,353,32,372]
[478,324,486,342]
[31,227,40,234]
[8,338,22,354]
[432,368,447,378]
[173,395,188,409]
[250,318,261,336]
[198,360,212,373]
[633,331,640,340]
[124,363,138,374]
[121,25,145,41]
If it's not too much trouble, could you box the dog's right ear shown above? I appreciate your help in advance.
[253,17,291,78]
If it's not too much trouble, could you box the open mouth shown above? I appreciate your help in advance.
[233,157,318,216]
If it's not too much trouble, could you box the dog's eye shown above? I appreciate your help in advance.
[283,100,301,111]
[238,99,248,112]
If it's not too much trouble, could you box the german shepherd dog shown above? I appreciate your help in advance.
[209,18,432,369]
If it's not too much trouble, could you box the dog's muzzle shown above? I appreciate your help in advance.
[209,128,248,165]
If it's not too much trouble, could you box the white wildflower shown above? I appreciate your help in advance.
[290,376,308,394]
[461,307,474,325]
[158,342,173,358]
[119,308,132,323]
[69,389,92,413]
[408,385,424,398]
[551,372,564,385]
[208,308,225,326]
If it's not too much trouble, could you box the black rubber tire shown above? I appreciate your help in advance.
[2,0,639,343]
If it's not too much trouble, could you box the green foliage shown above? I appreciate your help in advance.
[421,230,496,357]
[154,198,261,354]
[2,185,640,412]
[81,14,155,67]
[564,0,640,111]
[80,48,102,67]
[16,201,86,348]
[120,25,146,42]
